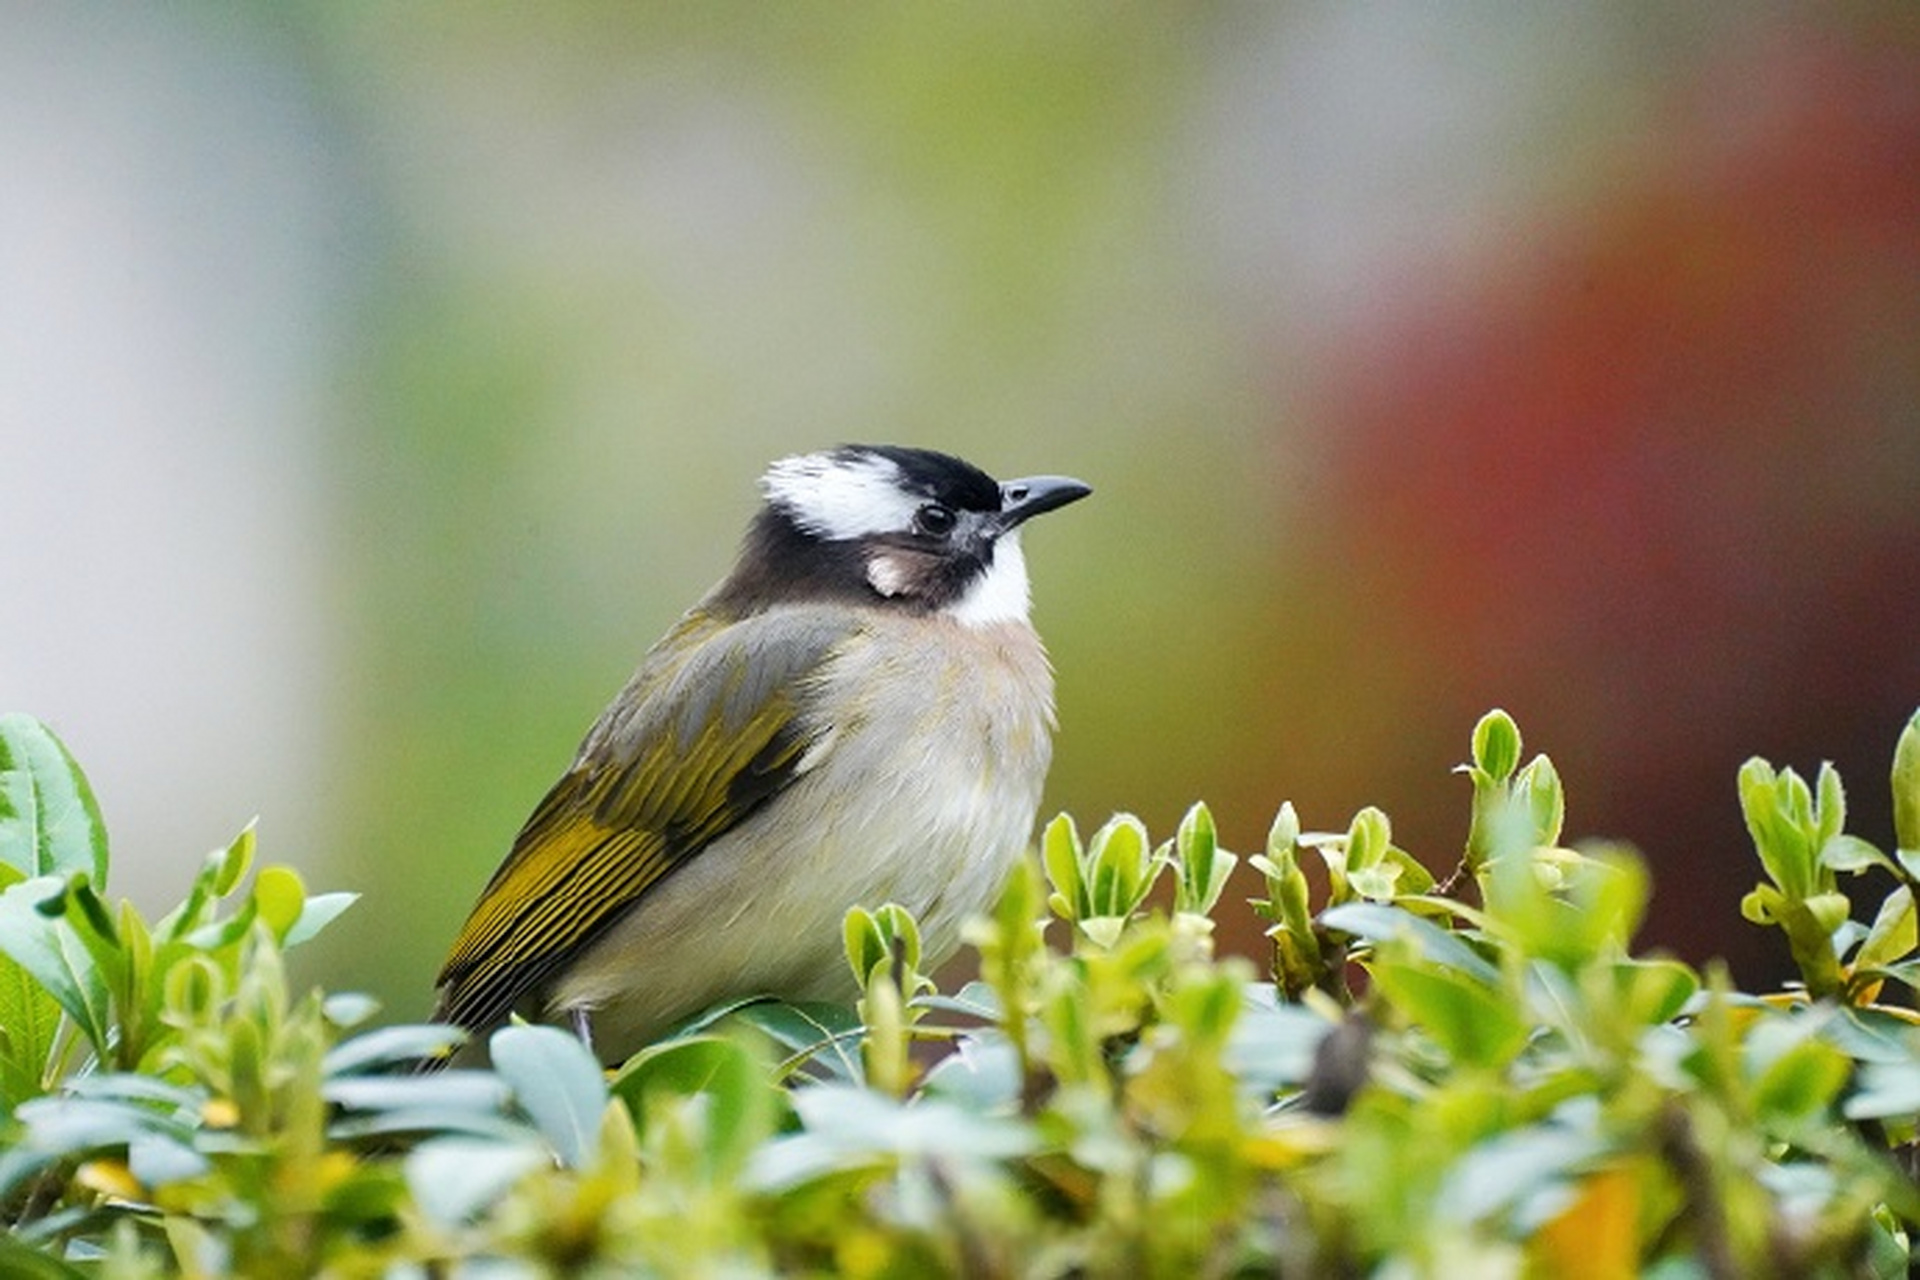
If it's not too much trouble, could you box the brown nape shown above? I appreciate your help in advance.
[704,510,878,617]
[706,509,977,618]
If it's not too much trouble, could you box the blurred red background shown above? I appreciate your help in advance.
[1229,25,1920,985]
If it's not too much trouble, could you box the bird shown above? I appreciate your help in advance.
[430,444,1090,1066]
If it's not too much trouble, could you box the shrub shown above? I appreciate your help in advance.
[5,707,1920,1277]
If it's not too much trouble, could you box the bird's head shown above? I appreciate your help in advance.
[715,444,1090,625]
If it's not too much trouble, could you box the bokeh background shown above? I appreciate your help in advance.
[6,4,1918,1019]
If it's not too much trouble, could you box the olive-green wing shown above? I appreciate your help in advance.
[434,607,850,1034]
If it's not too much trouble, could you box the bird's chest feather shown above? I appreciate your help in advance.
[556,613,1057,1036]
[828,615,1053,740]
[767,615,1056,960]
[802,617,1054,834]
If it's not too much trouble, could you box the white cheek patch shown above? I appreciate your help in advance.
[946,533,1032,627]
[762,451,920,541]
[866,554,912,597]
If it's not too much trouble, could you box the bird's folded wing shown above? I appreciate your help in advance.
[433,607,854,1033]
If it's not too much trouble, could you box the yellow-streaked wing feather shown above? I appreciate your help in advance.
[433,607,846,1034]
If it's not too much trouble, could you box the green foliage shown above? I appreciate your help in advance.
[9,710,1920,1276]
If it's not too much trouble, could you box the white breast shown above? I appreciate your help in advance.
[553,611,1056,1059]
[945,531,1032,628]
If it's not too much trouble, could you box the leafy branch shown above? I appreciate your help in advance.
[6,707,1920,1276]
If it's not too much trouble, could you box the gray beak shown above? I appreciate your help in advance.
[994,474,1092,532]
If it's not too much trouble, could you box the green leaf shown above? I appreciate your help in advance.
[1751,1036,1850,1125]
[1251,807,1318,989]
[1176,799,1214,865]
[1741,882,1783,925]
[0,950,59,1109]
[1855,958,1920,1000]
[1438,1124,1606,1225]
[117,899,153,996]
[1894,707,1920,860]
[184,893,257,951]
[1078,915,1126,949]
[283,891,357,948]
[1515,755,1565,848]
[322,1023,470,1076]
[1803,891,1852,936]
[843,906,887,987]
[254,865,308,942]
[1345,807,1391,872]
[0,876,112,1063]
[1087,813,1156,919]
[0,864,62,1107]
[1740,758,1816,900]
[1384,846,1437,898]
[490,1023,609,1168]
[923,981,1002,1022]
[128,1131,211,1187]
[327,1106,536,1147]
[1347,864,1403,902]
[406,1137,547,1226]
[1222,995,1334,1093]
[1040,813,1085,919]
[1564,847,1646,963]
[1321,902,1501,987]
[64,1070,206,1110]
[1855,886,1917,973]
[874,904,922,976]
[229,1017,268,1120]
[0,716,109,886]
[1488,846,1648,972]
[213,821,256,897]
[52,878,129,1019]
[1174,801,1237,916]
[919,1031,1023,1109]
[726,999,863,1083]
[162,952,224,1022]
[1609,958,1699,1027]
[1471,709,1523,782]
[62,876,120,949]
[842,903,922,988]
[749,1085,1034,1193]
[0,1234,90,1280]
[1821,834,1891,875]
[1164,967,1242,1043]
[321,991,382,1029]
[1373,959,1528,1067]
[324,1073,511,1115]
[1267,801,1301,856]
[11,1094,197,1161]
[1844,1060,1920,1120]
[0,1149,50,1207]
[1820,1008,1911,1064]
[609,1035,753,1103]
[1763,892,1852,998]
[157,828,253,942]
[1814,761,1847,850]
[610,1034,780,1175]
[1040,967,1101,1087]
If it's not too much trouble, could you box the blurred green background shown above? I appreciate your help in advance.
[5,4,1917,1018]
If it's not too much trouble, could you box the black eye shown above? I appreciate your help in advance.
[913,503,956,536]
